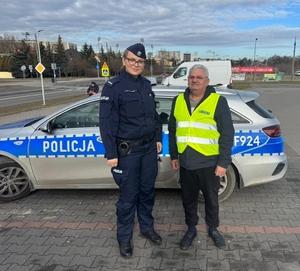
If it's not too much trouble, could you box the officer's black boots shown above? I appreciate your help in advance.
[119,242,132,258]
[140,230,162,245]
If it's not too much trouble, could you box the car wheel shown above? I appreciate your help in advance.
[0,157,31,202]
[198,164,236,203]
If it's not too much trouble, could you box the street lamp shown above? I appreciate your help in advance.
[253,38,258,66]
[253,38,258,82]
[150,44,153,76]
[36,30,43,63]
[36,29,46,105]
[97,37,101,53]
[96,37,101,78]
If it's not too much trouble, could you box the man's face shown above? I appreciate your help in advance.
[122,51,145,77]
[188,68,210,93]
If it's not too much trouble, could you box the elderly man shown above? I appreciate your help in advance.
[168,64,234,250]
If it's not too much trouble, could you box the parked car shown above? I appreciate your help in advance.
[0,86,287,202]
[147,77,157,86]
[156,73,169,84]
[295,71,300,76]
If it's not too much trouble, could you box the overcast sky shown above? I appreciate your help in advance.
[1,0,300,60]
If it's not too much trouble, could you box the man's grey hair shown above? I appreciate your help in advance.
[189,64,209,78]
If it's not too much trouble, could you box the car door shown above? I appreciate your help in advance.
[28,100,115,187]
[155,97,179,188]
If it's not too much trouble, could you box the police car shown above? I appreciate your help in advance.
[0,86,287,202]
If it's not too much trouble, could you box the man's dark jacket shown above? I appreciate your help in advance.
[168,85,234,170]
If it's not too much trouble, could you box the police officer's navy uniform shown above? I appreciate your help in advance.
[99,43,162,257]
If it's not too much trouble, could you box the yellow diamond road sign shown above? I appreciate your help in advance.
[35,63,45,74]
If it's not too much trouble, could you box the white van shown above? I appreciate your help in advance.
[162,60,232,88]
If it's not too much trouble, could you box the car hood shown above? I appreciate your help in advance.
[0,116,44,130]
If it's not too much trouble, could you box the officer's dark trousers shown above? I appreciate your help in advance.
[179,166,220,228]
[112,140,158,243]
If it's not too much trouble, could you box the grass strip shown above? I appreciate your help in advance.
[1,94,87,117]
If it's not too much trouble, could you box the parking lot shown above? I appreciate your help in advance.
[0,83,299,271]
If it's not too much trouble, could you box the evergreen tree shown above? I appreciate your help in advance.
[80,43,88,60]
[55,35,68,76]
[40,42,53,77]
[10,40,31,78]
[80,43,94,61]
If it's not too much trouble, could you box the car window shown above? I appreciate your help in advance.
[53,101,99,129]
[247,100,274,119]
[155,98,173,124]
[173,67,187,79]
[230,110,250,124]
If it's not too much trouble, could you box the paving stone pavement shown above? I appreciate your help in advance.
[0,84,300,271]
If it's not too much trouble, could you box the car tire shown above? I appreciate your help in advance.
[0,157,31,202]
[198,164,236,203]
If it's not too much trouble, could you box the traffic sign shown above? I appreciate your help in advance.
[35,63,45,74]
[20,65,26,71]
[102,62,108,68]
[102,68,109,77]
[101,62,110,77]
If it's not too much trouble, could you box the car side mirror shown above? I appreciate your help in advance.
[40,120,54,133]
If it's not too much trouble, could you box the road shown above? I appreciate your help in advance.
[0,77,106,107]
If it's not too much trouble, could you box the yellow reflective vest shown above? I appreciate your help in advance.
[174,93,220,156]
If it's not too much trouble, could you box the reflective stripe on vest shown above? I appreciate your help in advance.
[174,93,220,156]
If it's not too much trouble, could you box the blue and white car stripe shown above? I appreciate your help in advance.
[0,130,284,159]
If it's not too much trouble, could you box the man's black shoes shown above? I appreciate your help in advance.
[140,230,162,245]
[180,231,197,250]
[209,230,226,248]
[119,242,132,258]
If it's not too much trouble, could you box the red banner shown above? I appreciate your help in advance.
[232,66,274,73]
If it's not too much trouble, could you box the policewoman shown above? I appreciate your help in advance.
[99,43,162,258]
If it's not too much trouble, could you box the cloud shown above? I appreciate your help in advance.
[1,0,299,58]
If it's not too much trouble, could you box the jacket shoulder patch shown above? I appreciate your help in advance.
[106,77,120,87]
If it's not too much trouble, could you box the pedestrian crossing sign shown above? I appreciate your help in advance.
[102,62,110,77]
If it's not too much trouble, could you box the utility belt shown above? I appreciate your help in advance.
[117,133,155,156]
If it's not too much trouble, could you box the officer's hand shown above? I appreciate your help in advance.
[171,159,180,170]
[107,158,118,167]
[215,165,226,177]
[156,142,162,153]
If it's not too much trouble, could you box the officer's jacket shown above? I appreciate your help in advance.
[99,71,162,159]
[168,86,234,170]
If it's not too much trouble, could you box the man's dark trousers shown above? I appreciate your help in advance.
[179,166,220,227]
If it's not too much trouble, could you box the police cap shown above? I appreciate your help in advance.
[126,43,146,59]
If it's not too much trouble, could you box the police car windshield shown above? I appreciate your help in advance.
[25,117,45,127]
